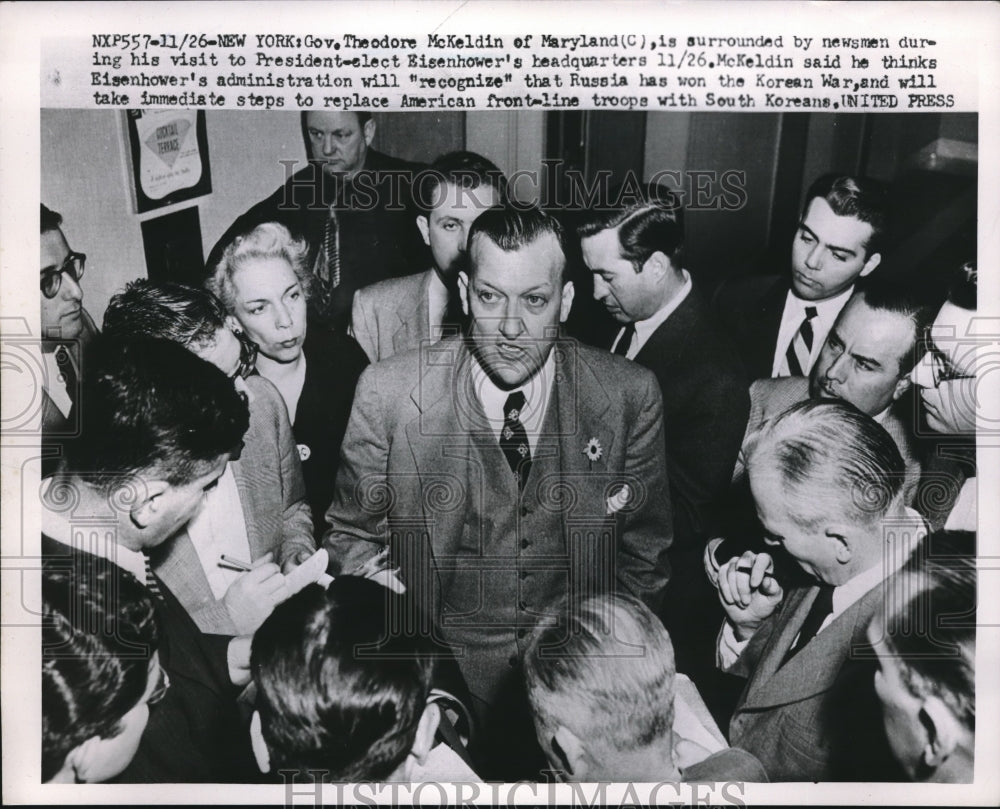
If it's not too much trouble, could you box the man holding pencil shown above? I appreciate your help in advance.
[710,400,925,781]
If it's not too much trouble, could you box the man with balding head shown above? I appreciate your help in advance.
[209,111,427,331]
[713,400,925,781]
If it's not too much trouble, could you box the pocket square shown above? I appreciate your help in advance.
[605,484,632,515]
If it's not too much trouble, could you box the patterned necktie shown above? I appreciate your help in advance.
[142,553,165,603]
[778,305,818,377]
[54,344,78,407]
[784,583,835,663]
[499,391,531,490]
[320,204,341,291]
[613,323,636,357]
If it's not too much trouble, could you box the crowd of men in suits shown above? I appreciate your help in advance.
[38,110,978,785]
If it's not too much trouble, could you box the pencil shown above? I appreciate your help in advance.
[219,554,252,571]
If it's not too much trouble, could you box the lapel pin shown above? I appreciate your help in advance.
[583,437,603,468]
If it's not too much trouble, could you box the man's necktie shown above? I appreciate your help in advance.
[54,344,78,407]
[499,391,531,491]
[613,323,636,357]
[783,583,835,663]
[142,553,165,603]
[778,306,818,377]
[320,204,341,291]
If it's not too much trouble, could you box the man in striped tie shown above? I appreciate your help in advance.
[714,174,888,381]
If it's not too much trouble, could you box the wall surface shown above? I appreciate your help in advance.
[40,109,542,322]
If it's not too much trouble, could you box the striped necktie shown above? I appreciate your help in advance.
[320,204,341,291]
[142,553,165,603]
[778,306,818,377]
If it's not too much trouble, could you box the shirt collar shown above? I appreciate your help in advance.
[830,507,926,617]
[471,348,556,440]
[787,284,854,320]
[632,269,692,350]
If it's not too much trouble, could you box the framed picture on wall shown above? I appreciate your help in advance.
[123,109,212,213]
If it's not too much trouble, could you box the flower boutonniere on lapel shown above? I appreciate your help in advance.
[583,437,603,470]
[297,444,311,462]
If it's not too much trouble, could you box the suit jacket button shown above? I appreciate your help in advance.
[520,539,529,549]
[520,505,530,517]
[519,570,528,580]
[508,655,518,667]
[518,628,527,639]
[518,600,528,611]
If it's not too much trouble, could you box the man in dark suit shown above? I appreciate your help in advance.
[208,111,428,332]
[711,400,925,781]
[577,185,748,675]
[714,174,888,381]
[41,339,258,782]
[323,205,672,778]
[39,204,99,474]
[350,150,506,362]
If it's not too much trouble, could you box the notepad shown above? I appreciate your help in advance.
[284,548,334,595]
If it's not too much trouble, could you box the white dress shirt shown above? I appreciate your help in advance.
[471,349,556,455]
[186,464,253,599]
[42,350,74,418]
[610,269,693,359]
[771,285,853,377]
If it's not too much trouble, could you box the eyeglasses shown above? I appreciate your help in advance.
[40,252,86,299]
[147,663,171,707]
[231,332,258,380]
[927,347,976,387]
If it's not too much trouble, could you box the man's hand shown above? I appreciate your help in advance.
[223,552,288,635]
[227,635,252,686]
[281,549,313,575]
[352,546,406,594]
[703,537,726,587]
[715,551,783,641]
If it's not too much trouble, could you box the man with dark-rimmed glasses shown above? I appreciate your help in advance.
[39,204,100,470]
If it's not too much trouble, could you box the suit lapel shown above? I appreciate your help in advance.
[392,272,432,355]
[633,287,699,370]
[555,340,617,480]
[742,584,880,709]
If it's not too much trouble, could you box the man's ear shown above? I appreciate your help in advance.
[891,374,912,402]
[860,251,882,278]
[129,480,170,530]
[825,525,853,565]
[559,281,576,323]
[457,271,471,317]
[416,215,431,247]
[641,250,671,280]
[920,695,962,770]
[409,702,441,767]
[552,725,587,779]
[362,118,376,147]
[249,710,271,774]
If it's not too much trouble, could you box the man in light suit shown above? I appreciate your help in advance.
[350,151,506,363]
[323,205,672,779]
[732,277,938,505]
[714,174,888,381]
[712,400,925,781]
[103,281,314,636]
